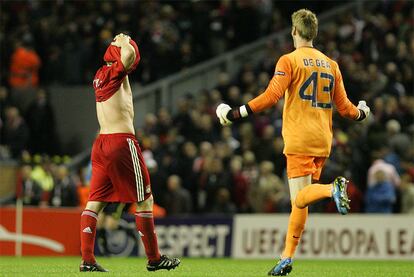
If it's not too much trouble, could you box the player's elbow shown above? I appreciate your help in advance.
[122,51,136,71]
[338,109,358,120]
[337,109,349,118]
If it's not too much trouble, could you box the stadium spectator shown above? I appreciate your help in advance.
[0,87,11,158]
[2,106,29,158]
[193,141,213,174]
[18,165,43,206]
[77,172,90,209]
[229,156,250,212]
[386,119,412,165]
[400,174,414,214]
[49,165,78,207]
[367,152,401,188]
[249,161,288,213]
[365,170,396,213]
[241,151,259,191]
[31,155,55,196]
[173,96,197,140]
[8,37,41,89]
[209,187,237,215]
[0,87,10,124]
[145,156,167,205]
[25,88,59,155]
[195,114,219,144]
[220,127,240,152]
[176,142,198,193]
[365,64,387,96]
[198,157,231,212]
[254,125,277,162]
[163,175,192,216]
[156,108,173,144]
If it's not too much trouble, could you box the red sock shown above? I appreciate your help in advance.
[135,211,161,263]
[80,209,98,264]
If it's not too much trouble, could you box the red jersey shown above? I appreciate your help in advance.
[93,40,141,102]
[93,61,128,102]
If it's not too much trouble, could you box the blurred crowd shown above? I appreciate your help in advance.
[1,1,414,215]
[0,0,302,87]
[16,154,78,207]
[0,87,59,159]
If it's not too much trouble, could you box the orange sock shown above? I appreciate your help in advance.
[282,204,308,258]
[295,184,332,209]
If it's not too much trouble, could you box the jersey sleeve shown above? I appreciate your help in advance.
[332,63,359,120]
[109,61,127,80]
[93,61,128,102]
[248,55,292,113]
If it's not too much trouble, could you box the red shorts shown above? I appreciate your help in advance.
[285,154,327,181]
[89,133,151,203]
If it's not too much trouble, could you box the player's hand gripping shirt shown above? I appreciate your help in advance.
[248,47,359,157]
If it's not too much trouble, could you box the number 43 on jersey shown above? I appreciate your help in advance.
[299,71,334,109]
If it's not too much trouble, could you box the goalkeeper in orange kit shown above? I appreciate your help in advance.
[216,9,370,276]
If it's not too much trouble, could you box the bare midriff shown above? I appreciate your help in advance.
[96,76,135,135]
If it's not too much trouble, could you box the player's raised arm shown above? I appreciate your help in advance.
[111,33,136,72]
[216,55,292,126]
[332,63,370,121]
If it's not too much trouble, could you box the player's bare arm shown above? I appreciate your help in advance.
[111,33,136,71]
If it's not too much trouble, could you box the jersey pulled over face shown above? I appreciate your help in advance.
[93,48,138,135]
[248,47,359,157]
[93,39,140,103]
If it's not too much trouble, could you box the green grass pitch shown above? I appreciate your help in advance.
[0,257,413,277]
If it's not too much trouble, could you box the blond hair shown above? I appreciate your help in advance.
[292,9,318,41]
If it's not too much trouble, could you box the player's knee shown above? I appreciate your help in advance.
[294,190,307,209]
[295,198,306,209]
[136,194,153,212]
[85,201,106,213]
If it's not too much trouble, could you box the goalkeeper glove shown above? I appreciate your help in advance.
[216,103,253,126]
[216,103,232,126]
[356,100,370,121]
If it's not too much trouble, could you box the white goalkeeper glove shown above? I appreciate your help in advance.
[356,100,370,121]
[216,103,232,126]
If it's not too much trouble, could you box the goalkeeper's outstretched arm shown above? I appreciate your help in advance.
[216,56,291,126]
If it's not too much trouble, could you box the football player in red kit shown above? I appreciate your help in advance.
[79,33,180,272]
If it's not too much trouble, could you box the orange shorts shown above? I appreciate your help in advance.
[285,154,327,180]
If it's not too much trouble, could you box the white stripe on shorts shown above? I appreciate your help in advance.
[131,140,145,201]
[127,138,144,202]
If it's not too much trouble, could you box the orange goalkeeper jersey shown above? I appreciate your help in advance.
[248,47,359,157]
